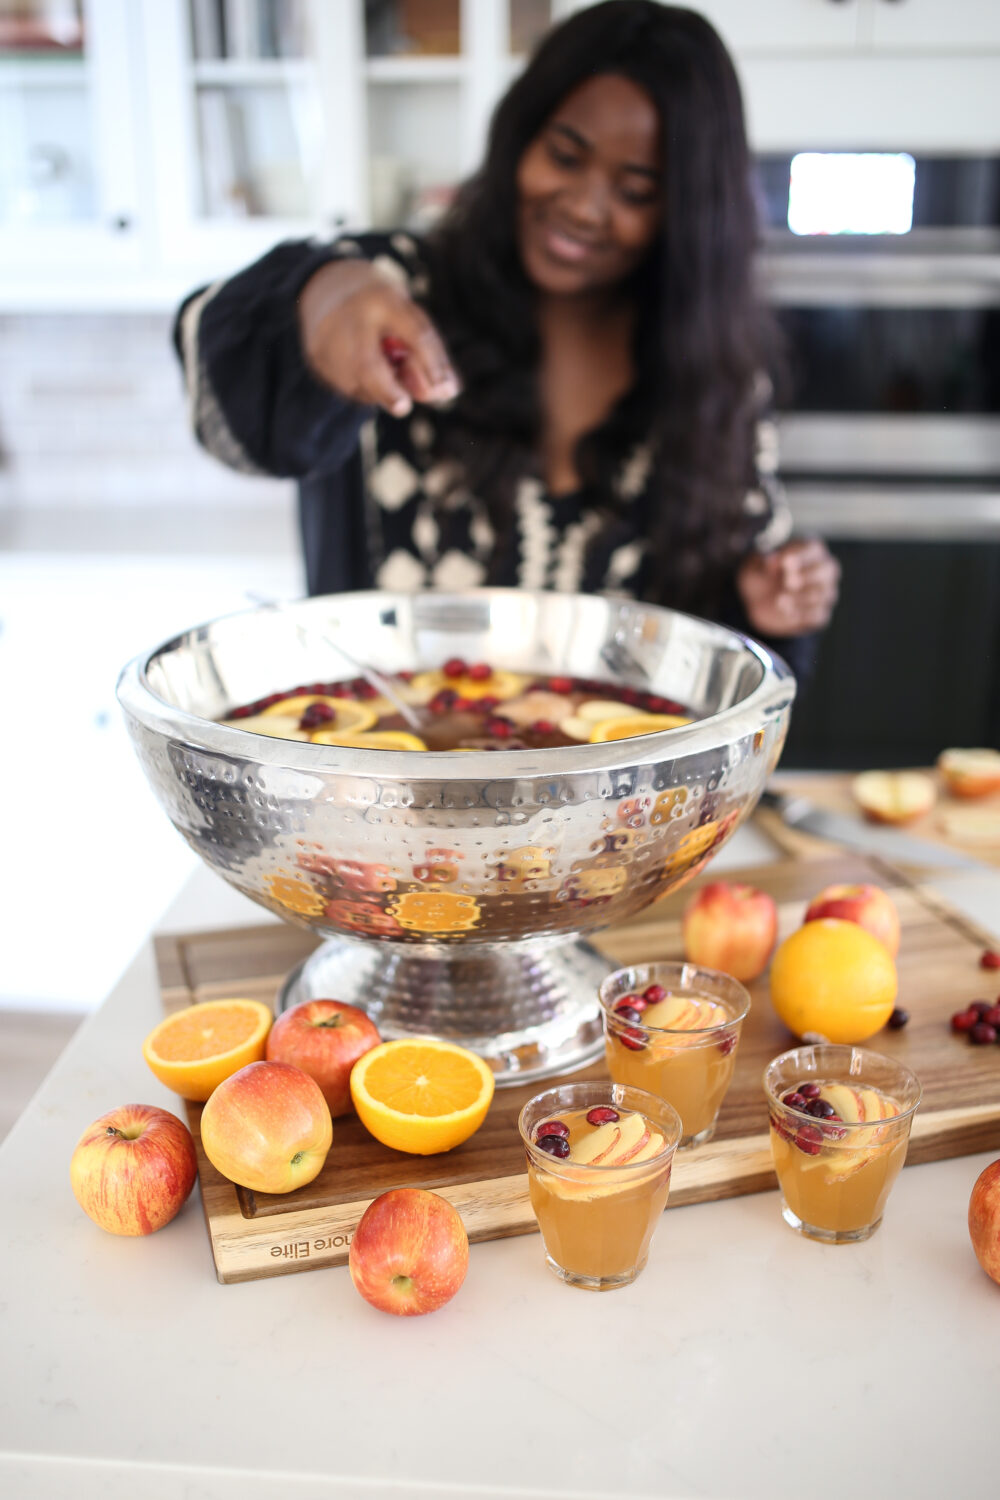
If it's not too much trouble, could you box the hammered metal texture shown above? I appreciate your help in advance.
[118,590,795,1078]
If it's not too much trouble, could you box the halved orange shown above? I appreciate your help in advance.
[350,1038,495,1154]
[310,729,427,751]
[589,713,692,743]
[142,998,273,1102]
[259,695,377,733]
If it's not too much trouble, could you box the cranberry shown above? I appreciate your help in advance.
[620,687,640,705]
[717,1033,737,1056]
[397,670,414,682]
[548,676,573,694]
[353,680,378,700]
[770,1113,793,1143]
[643,983,666,1003]
[984,1006,1000,1028]
[476,694,500,712]
[887,1007,910,1030]
[615,1005,642,1024]
[797,1082,822,1100]
[442,657,467,679]
[299,701,336,730]
[452,697,475,712]
[951,1009,978,1033]
[586,1107,620,1126]
[795,1123,825,1156]
[429,689,458,713]
[619,1027,647,1051]
[620,992,647,1012]
[971,1000,994,1018]
[466,662,492,681]
[782,1091,809,1110]
[980,950,1000,970]
[531,719,557,734]
[807,1098,837,1118]
[821,1118,848,1141]
[536,1133,571,1158]
[486,717,513,738]
[537,1120,569,1138]
[970,1022,997,1046]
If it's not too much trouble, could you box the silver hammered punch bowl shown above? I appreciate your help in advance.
[117,589,795,1085]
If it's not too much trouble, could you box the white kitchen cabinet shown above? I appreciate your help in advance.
[1,0,998,309]
[697,0,1000,55]
[682,0,863,54]
[866,0,1000,52]
[0,0,146,282]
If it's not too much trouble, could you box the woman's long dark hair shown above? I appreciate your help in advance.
[425,1,778,612]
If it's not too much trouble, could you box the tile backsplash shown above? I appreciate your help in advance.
[0,313,293,515]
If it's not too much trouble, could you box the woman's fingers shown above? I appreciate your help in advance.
[354,347,414,417]
[382,302,461,406]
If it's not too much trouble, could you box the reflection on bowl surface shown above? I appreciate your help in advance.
[117,590,794,1081]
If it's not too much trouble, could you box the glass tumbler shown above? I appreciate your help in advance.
[518,1082,682,1291]
[600,961,750,1146]
[764,1043,922,1244]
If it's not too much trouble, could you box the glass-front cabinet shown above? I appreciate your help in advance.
[6,0,996,307]
[0,0,144,281]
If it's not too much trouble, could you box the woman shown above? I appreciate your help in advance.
[175,1,838,674]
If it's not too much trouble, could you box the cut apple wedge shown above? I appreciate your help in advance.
[851,770,937,826]
[938,748,1000,800]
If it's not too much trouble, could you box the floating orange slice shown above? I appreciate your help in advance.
[142,998,273,1101]
[259,695,377,732]
[410,669,526,702]
[350,1038,495,1154]
[589,713,692,743]
[310,729,428,751]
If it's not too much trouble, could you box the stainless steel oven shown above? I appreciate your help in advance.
[752,153,1000,766]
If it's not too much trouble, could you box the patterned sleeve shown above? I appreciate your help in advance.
[172,232,427,480]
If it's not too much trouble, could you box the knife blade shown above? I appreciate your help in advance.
[758,788,988,873]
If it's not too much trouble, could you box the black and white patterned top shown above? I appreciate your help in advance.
[174,230,797,650]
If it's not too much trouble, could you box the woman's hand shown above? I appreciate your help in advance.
[298,259,460,417]
[736,539,840,637]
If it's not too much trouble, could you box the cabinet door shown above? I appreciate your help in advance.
[0,0,144,282]
[141,0,361,278]
[687,0,862,53]
[868,0,1000,51]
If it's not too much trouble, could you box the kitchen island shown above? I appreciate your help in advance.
[1,825,998,1500]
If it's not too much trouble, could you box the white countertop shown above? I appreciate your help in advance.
[2,829,999,1500]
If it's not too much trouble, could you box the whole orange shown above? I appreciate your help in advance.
[769,918,898,1043]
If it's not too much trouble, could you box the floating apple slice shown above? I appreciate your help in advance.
[851,770,937,825]
[576,699,646,723]
[223,712,311,740]
[938,748,1000,800]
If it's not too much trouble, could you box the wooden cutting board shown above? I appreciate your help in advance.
[154,852,1000,1283]
[762,771,1000,870]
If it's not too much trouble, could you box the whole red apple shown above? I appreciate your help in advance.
[70,1103,197,1236]
[969,1158,1000,1286]
[265,999,380,1116]
[349,1188,469,1316]
[200,1060,332,1194]
[682,881,778,982]
[804,882,900,958]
